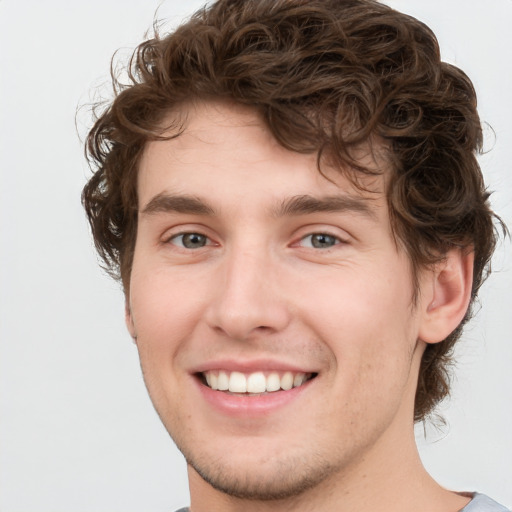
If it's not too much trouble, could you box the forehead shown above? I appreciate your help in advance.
[137,101,389,211]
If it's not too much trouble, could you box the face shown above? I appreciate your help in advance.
[127,101,430,501]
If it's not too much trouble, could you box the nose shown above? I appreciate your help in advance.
[204,248,291,341]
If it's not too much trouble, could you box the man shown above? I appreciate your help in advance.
[82,0,509,510]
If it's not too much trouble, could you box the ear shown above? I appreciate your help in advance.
[418,248,474,344]
[125,300,138,341]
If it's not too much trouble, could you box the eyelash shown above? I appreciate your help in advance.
[297,232,344,249]
[167,232,213,249]
[166,231,346,251]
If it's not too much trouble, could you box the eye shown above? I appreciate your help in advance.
[169,232,209,249]
[300,233,341,249]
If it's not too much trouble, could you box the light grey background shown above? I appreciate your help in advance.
[0,1,510,511]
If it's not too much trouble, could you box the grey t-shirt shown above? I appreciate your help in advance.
[174,493,510,512]
[462,493,510,512]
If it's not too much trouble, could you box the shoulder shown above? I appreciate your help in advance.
[461,493,511,512]
[173,508,190,512]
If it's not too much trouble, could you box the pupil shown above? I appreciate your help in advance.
[312,234,335,248]
[183,233,206,248]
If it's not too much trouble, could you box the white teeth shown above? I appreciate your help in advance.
[266,372,281,392]
[203,370,311,394]
[293,373,305,387]
[281,371,293,391]
[217,371,229,391]
[247,372,266,393]
[228,371,247,393]
[209,372,218,390]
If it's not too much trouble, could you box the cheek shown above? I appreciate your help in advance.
[296,263,418,390]
[129,269,201,418]
[130,266,206,338]
[128,268,210,400]
[299,263,414,336]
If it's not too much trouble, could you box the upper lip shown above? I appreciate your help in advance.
[189,358,318,375]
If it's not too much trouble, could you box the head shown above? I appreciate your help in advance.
[83,0,499,464]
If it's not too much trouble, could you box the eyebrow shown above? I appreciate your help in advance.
[273,194,376,219]
[140,192,376,219]
[141,193,215,216]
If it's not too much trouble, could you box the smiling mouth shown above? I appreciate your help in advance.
[200,370,317,395]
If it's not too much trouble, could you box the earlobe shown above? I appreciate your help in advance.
[125,301,138,342]
[418,248,474,344]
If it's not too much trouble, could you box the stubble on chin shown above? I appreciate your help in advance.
[183,449,340,501]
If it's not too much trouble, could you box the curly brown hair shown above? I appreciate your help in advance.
[82,0,503,421]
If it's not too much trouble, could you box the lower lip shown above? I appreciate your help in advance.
[195,376,314,417]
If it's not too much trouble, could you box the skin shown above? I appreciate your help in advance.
[126,101,473,512]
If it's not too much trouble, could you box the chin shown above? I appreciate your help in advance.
[186,451,337,501]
